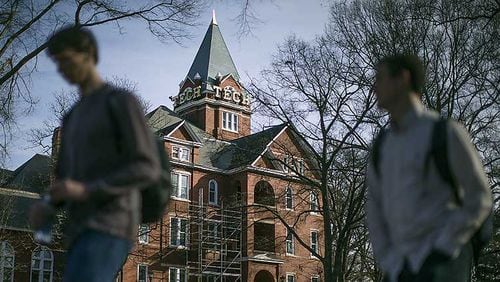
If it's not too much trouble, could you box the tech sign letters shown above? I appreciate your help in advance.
[171,85,250,107]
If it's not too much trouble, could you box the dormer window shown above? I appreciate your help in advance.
[283,155,305,175]
[172,145,190,162]
[283,155,291,173]
[222,111,238,132]
[295,159,304,175]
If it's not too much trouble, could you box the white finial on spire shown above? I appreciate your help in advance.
[211,10,218,25]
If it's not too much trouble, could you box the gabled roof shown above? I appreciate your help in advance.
[146,106,289,171]
[0,190,38,231]
[147,106,212,140]
[211,124,288,170]
[286,123,320,174]
[0,154,50,231]
[222,124,286,168]
[157,121,183,136]
[146,105,184,133]
[185,14,240,84]
[7,154,51,194]
[164,120,203,144]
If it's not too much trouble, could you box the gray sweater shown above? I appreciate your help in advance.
[365,100,492,281]
[56,84,160,244]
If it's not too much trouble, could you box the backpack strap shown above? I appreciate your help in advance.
[105,88,125,154]
[371,128,388,177]
[430,118,463,206]
[431,118,494,264]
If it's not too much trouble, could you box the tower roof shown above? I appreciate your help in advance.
[185,12,240,84]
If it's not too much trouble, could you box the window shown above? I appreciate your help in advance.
[286,228,294,255]
[295,159,305,174]
[311,276,320,282]
[285,187,293,209]
[282,155,304,175]
[208,180,218,205]
[311,230,319,256]
[169,267,186,282]
[30,246,53,282]
[283,156,304,175]
[171,172,190,200]
[207,222,216,238]
[0,241,14,282]
[172,146,190,162]
[138,224,150,244]
[137,264,147,282]
[287,274,296,282]
[170,218,188,247]
[207,221,220,250]
[310,192,319,213]
[254,222,275,252]
[222,111,238,132]
[283,155,290,173]
[254,181,275,206]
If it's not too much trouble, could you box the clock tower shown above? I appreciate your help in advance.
[170,11,251,141]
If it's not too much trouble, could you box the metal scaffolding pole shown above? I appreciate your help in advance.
[188,198,242,282]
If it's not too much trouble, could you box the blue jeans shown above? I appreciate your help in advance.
[63,229,132,282]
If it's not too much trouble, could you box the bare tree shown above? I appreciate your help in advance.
[329,0,500,193]
[111,76,152,113]
[227,0,269,38]
[329,1,499,279]
[0,0,206,163]
[244,0,499,280]
[27,77,152,155]
[0,0,276,163]
[247,34,378,281]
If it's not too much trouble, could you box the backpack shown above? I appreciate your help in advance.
[371,118,493,264]
[140,139,172,223]
[107,91,172,224]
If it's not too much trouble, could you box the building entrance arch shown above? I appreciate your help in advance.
[254,270,274,282]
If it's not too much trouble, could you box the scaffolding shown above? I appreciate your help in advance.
[187,195,243,282]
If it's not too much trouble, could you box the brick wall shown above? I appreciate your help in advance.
[0,229,66,281]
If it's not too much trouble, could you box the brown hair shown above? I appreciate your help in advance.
[377,54,425,94]
[47,26,99,63]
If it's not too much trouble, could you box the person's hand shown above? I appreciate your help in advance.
[29,201,53,229]
[50,179,88,203]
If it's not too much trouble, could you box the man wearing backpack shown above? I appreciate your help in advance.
[29,26,161,281]
[365,54,492,282]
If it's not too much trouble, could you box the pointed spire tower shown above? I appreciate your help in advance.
[170,11,251,141]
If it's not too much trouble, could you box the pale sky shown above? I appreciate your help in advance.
[6,1,330,170]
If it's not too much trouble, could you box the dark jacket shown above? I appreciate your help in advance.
[56,84,160,243]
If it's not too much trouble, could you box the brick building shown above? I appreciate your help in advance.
[0,154,66,281]
[0,13,324,282]
[118,14,324,282]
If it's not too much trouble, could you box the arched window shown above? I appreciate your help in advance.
[285,187,293,209]
[209,179,218,205]
[254,270,274,282]
[0,241,15,282]
[31,246,53,282]
[310,192,319,213]
[254,181,275,206]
